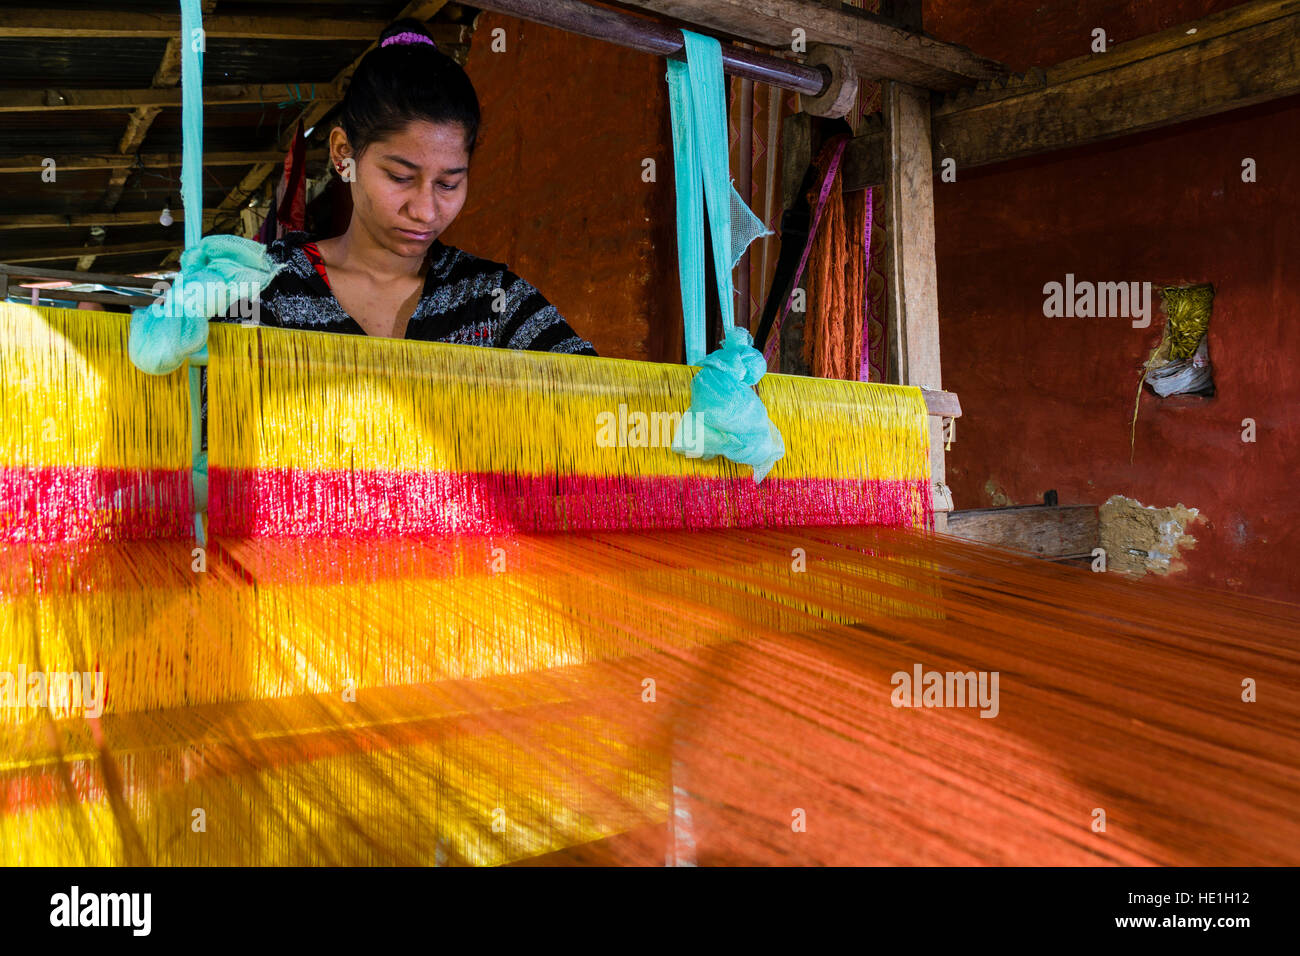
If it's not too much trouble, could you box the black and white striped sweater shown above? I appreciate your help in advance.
[218,230,598,354]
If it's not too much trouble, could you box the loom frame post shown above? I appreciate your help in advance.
[882,80,949,530]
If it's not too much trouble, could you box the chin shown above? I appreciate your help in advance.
[390,231,436,253]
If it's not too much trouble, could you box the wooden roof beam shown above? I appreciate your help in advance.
[0,84,345,113]
[77,1,216,272]
[0,210,218,229]
[0,151,327,174]
[1,239,181,263]
[614,0,1005,91]
[843,0,1300,189]
[0,9,466,43]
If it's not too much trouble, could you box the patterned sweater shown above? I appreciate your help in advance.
[218,230,597,354]
[201,231,596,450]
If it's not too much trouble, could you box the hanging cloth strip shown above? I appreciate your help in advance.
[665,31,783,482]
[128,0,288,541]
[274,118,309,239]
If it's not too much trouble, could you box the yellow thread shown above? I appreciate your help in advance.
[0,308,942,866]
[208,323,930,482]
[0,304,190,469]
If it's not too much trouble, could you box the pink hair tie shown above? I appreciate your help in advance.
[381,31,437,49]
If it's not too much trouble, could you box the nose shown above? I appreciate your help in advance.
[405,187,439,227]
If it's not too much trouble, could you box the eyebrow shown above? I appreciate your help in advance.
[379,154,468,175]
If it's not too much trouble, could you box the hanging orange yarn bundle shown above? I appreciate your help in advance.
[801,138,870,381]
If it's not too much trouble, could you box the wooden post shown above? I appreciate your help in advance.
[883,81,949,529]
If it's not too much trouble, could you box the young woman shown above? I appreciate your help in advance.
[201,19,596,457]
[230,17,596,355]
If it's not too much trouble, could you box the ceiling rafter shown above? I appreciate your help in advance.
[73,0,220,272]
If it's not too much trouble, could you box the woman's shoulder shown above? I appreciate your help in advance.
[214,231,327,324]
[265,230,318,270]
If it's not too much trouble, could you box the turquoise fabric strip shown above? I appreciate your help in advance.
[135,1,286,361]
[182,0,205,546]
[666,31,784,482]
[129,0,284,377]
[181,0,203,255]
[131,1,288,540]
[665,59,705,366]
[128,234,287,376]
[188,364,207,545]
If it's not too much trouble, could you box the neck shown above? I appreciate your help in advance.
[332,217,428,282]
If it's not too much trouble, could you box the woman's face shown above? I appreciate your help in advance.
[333,120,471,257]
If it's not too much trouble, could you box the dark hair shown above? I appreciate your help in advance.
[338,18,481,161]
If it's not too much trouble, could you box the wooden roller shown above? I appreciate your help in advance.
[801,44,859,119]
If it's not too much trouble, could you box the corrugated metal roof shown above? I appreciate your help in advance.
[0,0,480,276]
[0,38,170,89]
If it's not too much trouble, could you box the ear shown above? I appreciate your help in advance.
[327,125,353,164]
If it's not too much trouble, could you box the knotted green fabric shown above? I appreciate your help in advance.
[665,30,783,482]
[128,234,286,375]
[671,325,786,482]
[128,0,285,378]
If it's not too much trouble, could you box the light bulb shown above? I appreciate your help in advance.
[159,206,173,227]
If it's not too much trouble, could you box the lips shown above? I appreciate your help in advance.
[398,228,434,241]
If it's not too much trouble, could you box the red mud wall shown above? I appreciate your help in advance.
[926,0,1300,600]
[442,3,1298,601]
[441,9,681,362]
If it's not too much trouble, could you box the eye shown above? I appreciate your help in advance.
[439,181,461,192]
[387,172,412,184]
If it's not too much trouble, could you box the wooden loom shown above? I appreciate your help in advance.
[1,302,1298,867]
[3,1,1300,867]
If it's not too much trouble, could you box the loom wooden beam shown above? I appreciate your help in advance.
[947,504,1100,562]
[0,211,216,229]
[0,84,346,113]
[5,288,148,307]
[882,81,947,528]
[843,0,1300,189]
[0,9,467,43]
[0,263,167,287]
[0,151,326,175]
[0,240,181,263]
[620,0,1006,90]
[919,389,960,419]
[477,0,826,96]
